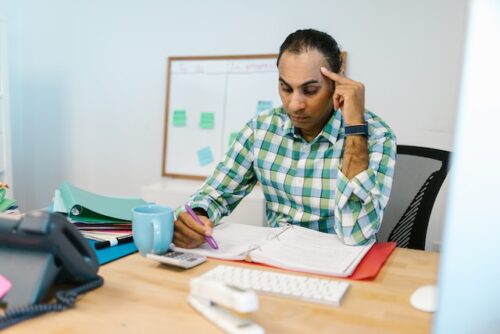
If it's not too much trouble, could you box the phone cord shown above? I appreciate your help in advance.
[0,275,104,330]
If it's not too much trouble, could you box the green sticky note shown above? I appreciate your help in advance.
[172,110,186,127]
[228,132,239,146]
[199,112,215,129]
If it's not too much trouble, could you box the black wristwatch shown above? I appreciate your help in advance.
[344,123,368,137]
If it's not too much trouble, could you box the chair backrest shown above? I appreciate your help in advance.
[377,145,451,250]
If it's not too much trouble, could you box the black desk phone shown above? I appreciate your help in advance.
[0,211,103,329]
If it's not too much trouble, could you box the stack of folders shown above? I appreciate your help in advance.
[52,181,147,243]
[0,184,17,214]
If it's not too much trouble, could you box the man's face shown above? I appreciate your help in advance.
[278,49,335,140]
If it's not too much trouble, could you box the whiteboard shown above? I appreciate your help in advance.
[162,55,281,179]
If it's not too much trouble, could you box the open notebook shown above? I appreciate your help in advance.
[173,223,374,277]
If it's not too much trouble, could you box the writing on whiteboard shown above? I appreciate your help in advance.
[172,59,278,75]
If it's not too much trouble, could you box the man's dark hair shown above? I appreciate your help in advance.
[277,29,342,73]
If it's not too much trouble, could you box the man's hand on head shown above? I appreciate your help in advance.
[320,67,365,125]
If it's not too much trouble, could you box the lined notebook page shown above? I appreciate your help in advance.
[250,225,374,277]
[173,223,284,260]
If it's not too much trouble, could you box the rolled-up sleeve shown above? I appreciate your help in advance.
[333,132,396,245]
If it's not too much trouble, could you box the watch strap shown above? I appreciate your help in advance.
[344,123,368,136]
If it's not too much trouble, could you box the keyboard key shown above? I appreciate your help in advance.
[201,265,349,307]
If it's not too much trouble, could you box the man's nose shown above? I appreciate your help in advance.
[289,92,305,112]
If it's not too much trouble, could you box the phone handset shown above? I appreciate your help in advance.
[0,211,99,308]
[0,211,103,330]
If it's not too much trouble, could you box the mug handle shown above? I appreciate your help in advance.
[152,218,163,253]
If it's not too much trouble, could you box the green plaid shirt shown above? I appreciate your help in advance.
[185,107,396,245]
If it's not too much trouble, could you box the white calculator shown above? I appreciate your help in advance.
[146,251,207,269]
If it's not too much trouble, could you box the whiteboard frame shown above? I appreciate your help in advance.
[161,52,347,180]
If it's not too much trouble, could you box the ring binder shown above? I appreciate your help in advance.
[173,223,375,277]
[55,182,147,222]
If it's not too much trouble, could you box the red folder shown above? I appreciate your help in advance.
[347,242,396,280]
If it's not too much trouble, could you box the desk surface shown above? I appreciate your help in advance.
[3,248,438,334]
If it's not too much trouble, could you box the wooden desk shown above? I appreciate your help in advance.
[3,248,438,334]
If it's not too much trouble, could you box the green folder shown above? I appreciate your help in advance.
[59,182,147,222]
[0,198,16,212]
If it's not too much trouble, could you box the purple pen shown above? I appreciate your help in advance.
[184,204,219,250]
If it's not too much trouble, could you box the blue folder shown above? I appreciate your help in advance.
[48,204,138,265]
[86,239,137,265]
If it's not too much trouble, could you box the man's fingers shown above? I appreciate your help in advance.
[173,231,191,245]
[320,66,352,84]
[173,231,204,248]
[333,90,344,110]
[175,215,206,241]
[173,210,215,250]
[178,212,209,235]
[174,238,200,249]
[197,215,214,236]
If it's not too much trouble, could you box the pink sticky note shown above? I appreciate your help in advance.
[0,274,12,299]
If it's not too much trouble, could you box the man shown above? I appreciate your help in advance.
[173,29,396,248]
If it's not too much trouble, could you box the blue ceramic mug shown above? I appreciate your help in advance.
[132,205,174,255]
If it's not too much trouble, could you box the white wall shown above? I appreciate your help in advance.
[2,0,467,248]
[0,18,13,195]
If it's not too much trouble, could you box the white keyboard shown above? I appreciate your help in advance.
[201,265,350,307]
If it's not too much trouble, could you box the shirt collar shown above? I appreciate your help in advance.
[319,109,342,144]
[283,108,342,145]
[283,112,297,138]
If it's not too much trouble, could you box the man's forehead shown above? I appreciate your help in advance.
[278,50,328,85]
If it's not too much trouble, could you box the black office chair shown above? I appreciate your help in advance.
[377,145,451,250]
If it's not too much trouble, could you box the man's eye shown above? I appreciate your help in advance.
[280,86,292,93]
[303,87,318,95]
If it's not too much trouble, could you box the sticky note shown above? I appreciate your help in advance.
[197,146,214,166]
[228,132,239,146]
[0,274,12,299]
[199,112,215,129]
[256,100,273,115]
[172,110,186,127]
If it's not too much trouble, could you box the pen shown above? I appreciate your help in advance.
[184,204,219,250]
[94,234,134,250]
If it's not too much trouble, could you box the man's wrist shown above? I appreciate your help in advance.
[344,119,365,125]
[343,112,365,125]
